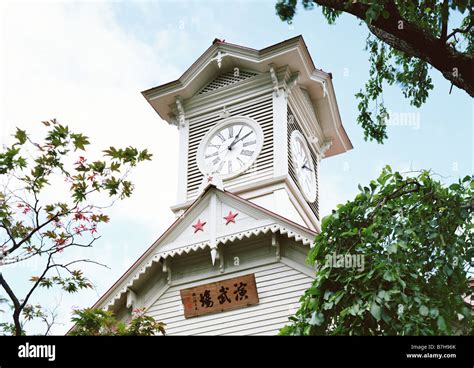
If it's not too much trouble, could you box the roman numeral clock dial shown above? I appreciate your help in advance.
[197,117,264,179]
[290,130,317,203]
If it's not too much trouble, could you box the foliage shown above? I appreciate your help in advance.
[0,119,152,335]
[280,166,473,335]
[70,308,166,336]
[275,0,473,143]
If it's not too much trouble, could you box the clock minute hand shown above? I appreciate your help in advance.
[230,130,253,148]
[227,126,243,150]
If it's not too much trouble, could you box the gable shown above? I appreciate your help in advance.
[150,187,313,260]
[93,186,317,311]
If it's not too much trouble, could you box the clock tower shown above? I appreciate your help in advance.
[142,36,352,231]
[89,36,352,336]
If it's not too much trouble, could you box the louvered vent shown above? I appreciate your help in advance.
[197,70,258,95]
[287,108,319,220]
[187,95,274,201]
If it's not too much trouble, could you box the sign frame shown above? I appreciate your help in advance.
[180,273,259,318]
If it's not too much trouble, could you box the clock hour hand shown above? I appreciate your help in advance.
[301,157,313,172]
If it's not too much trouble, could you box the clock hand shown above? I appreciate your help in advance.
[301,157,313,172]
[226,126,243,150]
[229,130,253,148]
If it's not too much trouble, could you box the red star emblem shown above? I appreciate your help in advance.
[207,175,213,183]
[192,219,207,233]
[223,211,238,225]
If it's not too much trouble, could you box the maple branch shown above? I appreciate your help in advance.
[0,272,22,335]
[5,213,60,255]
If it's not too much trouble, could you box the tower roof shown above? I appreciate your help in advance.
[142,36,352,158]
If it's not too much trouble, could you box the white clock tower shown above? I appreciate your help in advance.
[91,36,352,335]
[143,36,352,231]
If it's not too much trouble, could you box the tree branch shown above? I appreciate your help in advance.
[0,272,22,335]
[311,0,474,96]
[440,0,449,43]
[447,17,474,40]
[20,253,54,312]
[6,213,60,255]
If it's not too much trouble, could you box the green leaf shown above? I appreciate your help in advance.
[71,133,90,151]
[323,290,333,301]
[14,128,27,145]
[370,302,381,321]
[419,305,429,316]
[309,311,324,326]
[383,270,395,282]
[138,149,152,162]
[387,243,398,254]
[437,315,447,332]
[429,308,439,319]
[110,161,121,172]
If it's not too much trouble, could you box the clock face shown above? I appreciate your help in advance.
[197,117,263,179]
[290,130,317,202]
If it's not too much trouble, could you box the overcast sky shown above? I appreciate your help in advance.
[0,0,472,334]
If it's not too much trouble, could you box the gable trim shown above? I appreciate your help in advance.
[93,185,317,310]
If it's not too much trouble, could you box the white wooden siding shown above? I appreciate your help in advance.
[147,262,313,335]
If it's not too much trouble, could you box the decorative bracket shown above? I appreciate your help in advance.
[126,289,137,309]
[317,79,328,98]
[272,233,281,261]
[218,105,230,119]
[210,247,225,273]
[219,249,225,273]
[269,64,279,97]
[209,192,219,266]
[162,259,172,285]
[284,72,300,99]
[175,96,187,129]
[211,50,227,68]
[210,246,218,266]
[319,139,333,158]
[308,135,319,146]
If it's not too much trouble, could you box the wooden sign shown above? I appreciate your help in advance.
[180,274,259,318]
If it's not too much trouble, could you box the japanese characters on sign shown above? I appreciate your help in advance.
[180,274,259,318]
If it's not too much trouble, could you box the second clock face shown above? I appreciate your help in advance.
[198,117,263,178]
[290,130,317,203]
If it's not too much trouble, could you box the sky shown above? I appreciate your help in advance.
[0,0,472,334]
